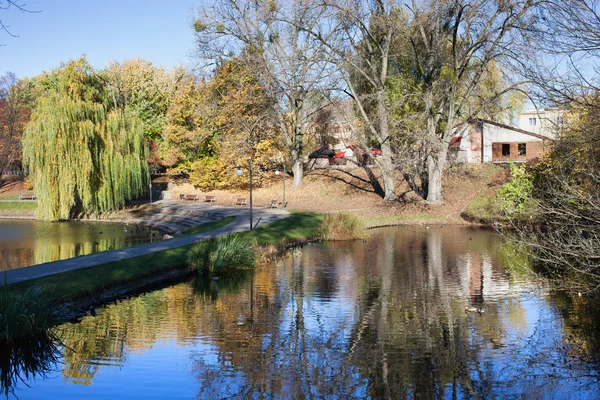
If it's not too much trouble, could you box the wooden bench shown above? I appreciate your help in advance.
[180,193,199,201]
[232,198,247,206]
[202,195,216,202]
[18,192,36,200]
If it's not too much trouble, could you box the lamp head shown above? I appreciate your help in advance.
[235,169,243,177]
[275,170,280,175]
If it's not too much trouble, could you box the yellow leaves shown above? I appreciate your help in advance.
[194,20,207,32]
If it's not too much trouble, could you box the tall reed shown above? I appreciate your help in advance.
[0,282,62,396]
[188,234,256,275]
[319,212,367,241]
[0,284,60,345]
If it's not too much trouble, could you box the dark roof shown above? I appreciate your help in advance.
[308,147,335,159]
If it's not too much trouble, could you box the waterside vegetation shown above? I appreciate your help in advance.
[8,212,321,306]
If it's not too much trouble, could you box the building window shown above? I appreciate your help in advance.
[529,117,537,126]
[518,143,527,156]
[502,144,511,156]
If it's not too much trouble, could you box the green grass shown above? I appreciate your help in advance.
[0,283,60,344]
[188,234,256,275]
[182,216,235,235]
[238,211,322,244]
[0,201,37,211]
[10,212,321,304]
[0,193,22,201]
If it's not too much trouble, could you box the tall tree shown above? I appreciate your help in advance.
[301,0,405,200]
[402,0,538,203]
[161,72,217,172]
[0,72,31,181]
[190,60,284,190]
[22,58,149,220]
[193,0,335,187]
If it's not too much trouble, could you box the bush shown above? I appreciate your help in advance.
[497,163,535,216]
[187,235,256,275]
[319,212,367,241]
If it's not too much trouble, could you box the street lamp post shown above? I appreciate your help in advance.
[235,158,253,230]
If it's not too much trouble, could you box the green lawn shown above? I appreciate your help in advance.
[0,193,22,200]
[0,201,38,211]
[10,211,321,304]
[182,216,235,235]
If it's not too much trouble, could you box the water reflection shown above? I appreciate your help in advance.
[0,220,161,270]
[10,226,600,399]
[0,332,61,397]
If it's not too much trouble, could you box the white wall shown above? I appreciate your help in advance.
[482,124,542,161]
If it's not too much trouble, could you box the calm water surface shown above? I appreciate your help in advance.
[0,219,162,270]
[8,226,600,399]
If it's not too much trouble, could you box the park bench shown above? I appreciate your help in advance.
[265,200,287,208]
[180,193,199,201]
[265,200,278,208]
[18,192,36,200]
[232,198,247,206]
[202,195,217,202]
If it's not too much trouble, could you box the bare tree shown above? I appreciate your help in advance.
[294,0,404,200]
[523,0,600,109]
[193,0,337,187]
[401,0,538,203]
[0,0,39,41]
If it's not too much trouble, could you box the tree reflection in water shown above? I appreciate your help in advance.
[25,226,600,399]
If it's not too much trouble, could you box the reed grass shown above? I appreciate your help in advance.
[188,234,256,275]
[0,283,60,345]
[319,212,367,241]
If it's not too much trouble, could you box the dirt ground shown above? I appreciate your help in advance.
[1,164,508,226]
[166,164,508,226]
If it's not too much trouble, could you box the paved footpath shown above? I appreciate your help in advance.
[5,202,289,285]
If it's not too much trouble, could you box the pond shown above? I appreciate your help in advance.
[0,219,162,271]
[6,226,600,399]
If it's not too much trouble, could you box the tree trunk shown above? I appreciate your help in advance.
[291,150,303,188]
[426,146,448,204]
[378,142,397,201]
[375,89,396,201]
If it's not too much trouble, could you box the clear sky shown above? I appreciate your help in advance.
[1,0,200,79]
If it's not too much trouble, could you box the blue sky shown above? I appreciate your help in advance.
[1,0,200,79]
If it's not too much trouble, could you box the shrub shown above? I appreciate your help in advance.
[319,212,367,241]
[187,235,256,275]
[497,163,536,219]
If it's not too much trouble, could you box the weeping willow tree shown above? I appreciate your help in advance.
[22,58,149,221]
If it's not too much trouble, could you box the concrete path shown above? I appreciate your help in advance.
[5,202,289,285]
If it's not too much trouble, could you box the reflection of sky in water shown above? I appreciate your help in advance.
[0,220,161,270]
[9,227,600,399]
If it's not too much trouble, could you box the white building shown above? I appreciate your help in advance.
[517,108,565,139]
[452,119,551,163]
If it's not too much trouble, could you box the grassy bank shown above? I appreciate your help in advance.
[10,212,321,305]
[0,202,37,211]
